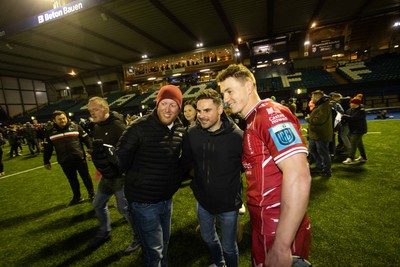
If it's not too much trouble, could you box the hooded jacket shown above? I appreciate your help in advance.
[182,112,243,214]
[306,96,333,142]
[116,109,185,203]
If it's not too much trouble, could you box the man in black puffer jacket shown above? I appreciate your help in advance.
[181,89,243,267]
[86,97,141,252]
[116,85,185,267]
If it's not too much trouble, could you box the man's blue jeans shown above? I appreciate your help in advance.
[129,198,172,267]
[93,178,134,235]
[309,138,331,174]
[197,202,239,267]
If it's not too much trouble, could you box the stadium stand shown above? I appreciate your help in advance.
[337,54,400,83]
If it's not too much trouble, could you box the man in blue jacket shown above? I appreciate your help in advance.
[182,89,243,267]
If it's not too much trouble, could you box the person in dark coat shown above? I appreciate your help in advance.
[24,122,41,154]
[305,90,333,177]
[91,85,185,267]
[182,89,243,267]
[87,96,141,252]
[342,94,368,164]
[43,110,95,206]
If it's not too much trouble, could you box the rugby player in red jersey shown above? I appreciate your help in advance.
[217,64,311,267]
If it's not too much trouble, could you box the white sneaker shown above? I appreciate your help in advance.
[342,158,356,164]
[355,156,367,162]
[239,204,246,215]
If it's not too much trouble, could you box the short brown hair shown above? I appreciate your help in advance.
[216,64,256,87]
[52,110,66,120]
[195,89,222,107]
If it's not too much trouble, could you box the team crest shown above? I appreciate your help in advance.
[269,122,302,151]
[275,127,296,145]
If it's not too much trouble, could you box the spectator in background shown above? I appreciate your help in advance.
[336,96,352,156]
[288,98,297,115]
[217,64,311,267]
[24,122,41,155]
[342,94,368,164]
[43,110,95,206]
[8,128,20,158]
[87,97,141,252]
[182,89,243,267]
[16,125,24,154]
[182,99,197,129]
[375,109,388,120]
[305,90,333,178]
[329,93,344,157]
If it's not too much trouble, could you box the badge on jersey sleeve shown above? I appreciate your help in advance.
[269,122,302,151]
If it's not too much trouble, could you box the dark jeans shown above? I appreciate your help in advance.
[197,202,239,267]
[9,144,19,157]
[60,159,94,199]
[309,138,331,174]
[129,198,172,267]
[348,133,367,159]
[93,177,140,242]
[27,138,41,154]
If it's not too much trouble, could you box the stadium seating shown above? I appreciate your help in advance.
[337,54,400,83]
[257,68,339,91]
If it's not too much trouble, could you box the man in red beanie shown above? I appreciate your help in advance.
[92,84,185,266]
[342,94,368,164]
[156,85,183,125]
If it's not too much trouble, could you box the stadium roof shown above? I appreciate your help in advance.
[0,0,399,82]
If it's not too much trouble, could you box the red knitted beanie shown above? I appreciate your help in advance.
[350,94,363,105]
[156,85,182,109]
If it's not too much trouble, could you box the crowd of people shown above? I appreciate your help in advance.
[304,90,368,178]
[0,63,375,267]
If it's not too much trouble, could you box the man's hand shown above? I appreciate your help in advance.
[44,164,51,170]
[91,139,120,179]
[265,244,292,267]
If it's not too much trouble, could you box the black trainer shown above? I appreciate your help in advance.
[68,197,84,206]
[88,193,95,202]
[88,232,111,249]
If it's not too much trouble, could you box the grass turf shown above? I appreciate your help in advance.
[0,119,399,266]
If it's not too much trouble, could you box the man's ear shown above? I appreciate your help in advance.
[245,80,253,95]
[218,104,224,115]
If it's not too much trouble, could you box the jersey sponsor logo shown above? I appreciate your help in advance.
[269,122,302,151]
[268,113,288,124]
